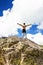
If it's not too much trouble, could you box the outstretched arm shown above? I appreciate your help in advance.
[26,24,32,27]
[17,23,23,27]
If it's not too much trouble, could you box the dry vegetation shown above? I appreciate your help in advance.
[0,36,43,65]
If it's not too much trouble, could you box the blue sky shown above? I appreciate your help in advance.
[0,0,43,45]
[0,0,14,16]
[17,24,43,37]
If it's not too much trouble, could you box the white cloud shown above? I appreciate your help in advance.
[0,0,43,37]
[37,21,43,29]
[27,33,43,45]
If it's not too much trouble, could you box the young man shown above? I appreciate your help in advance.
[17,23,31,38]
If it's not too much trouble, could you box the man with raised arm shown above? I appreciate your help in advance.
[17,23,31,38]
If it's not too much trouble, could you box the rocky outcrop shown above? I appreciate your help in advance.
[0,36,43,65]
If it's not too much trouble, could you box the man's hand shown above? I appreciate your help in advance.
[26,24,32,27]
[17,23,19,24]
[17,23,23,26]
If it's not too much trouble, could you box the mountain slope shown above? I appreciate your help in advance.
[0,36,43,65]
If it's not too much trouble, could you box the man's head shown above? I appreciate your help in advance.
[23,23,25,25]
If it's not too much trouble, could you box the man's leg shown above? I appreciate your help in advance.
[22,33,27,38]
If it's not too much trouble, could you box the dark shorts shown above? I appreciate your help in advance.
[22,29,26,33]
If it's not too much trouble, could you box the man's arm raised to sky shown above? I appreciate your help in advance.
[17,23,23,27]
[26,24,32,27]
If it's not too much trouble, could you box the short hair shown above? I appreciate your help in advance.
[23,23,25,25]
